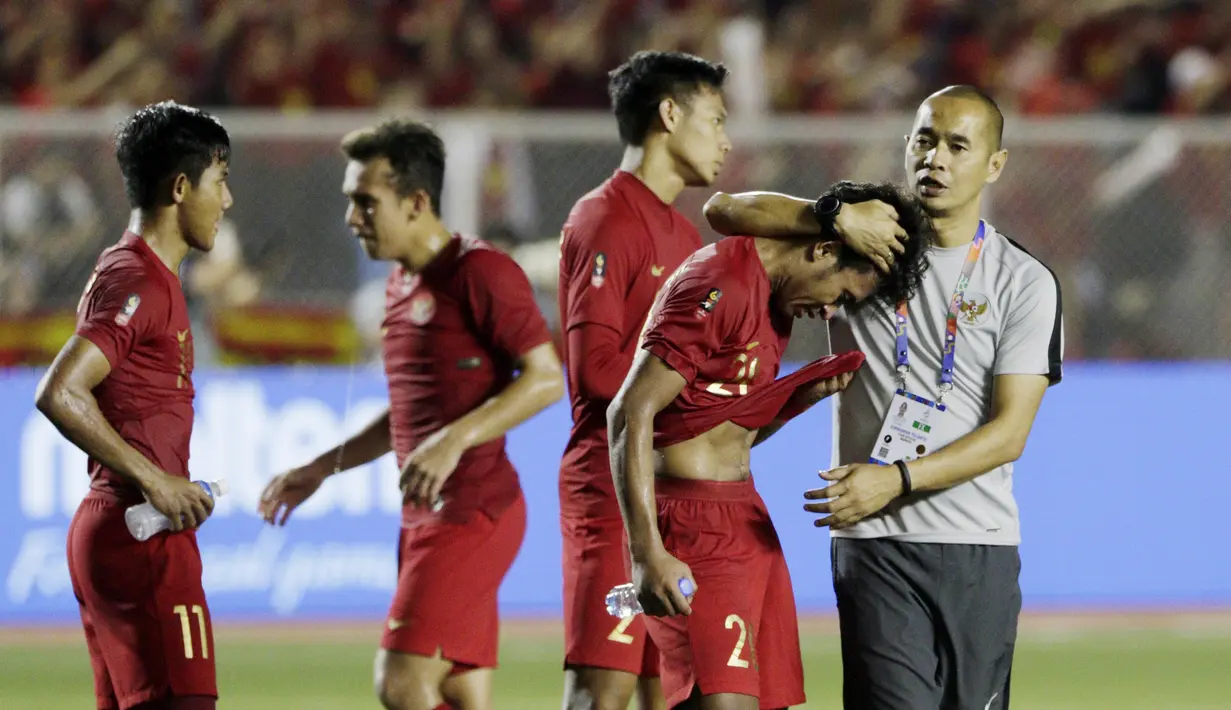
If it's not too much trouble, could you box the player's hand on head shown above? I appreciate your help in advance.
[803,463,903,529]
[144,474,215,532]
[833,200,908,273]
[632,550,697,617]
[399,427,465,508]
[258,466,328,526]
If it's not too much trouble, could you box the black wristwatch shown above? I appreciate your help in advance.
[813,194,841,232]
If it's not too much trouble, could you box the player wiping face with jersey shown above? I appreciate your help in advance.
[609,180,931,710]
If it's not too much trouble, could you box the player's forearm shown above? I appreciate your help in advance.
[35,384,163,489]
[752,385,827,446]
[307,409,392,476]
[568,325,634,401]
[608,404,663,560]
[446,366,565,451]
[907,418,1029,492]
[703,191,821,238]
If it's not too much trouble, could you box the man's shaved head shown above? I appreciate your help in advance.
[925,85,1004,151]
[905,85,1009,216]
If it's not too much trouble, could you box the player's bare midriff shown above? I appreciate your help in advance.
[656,420,757,483]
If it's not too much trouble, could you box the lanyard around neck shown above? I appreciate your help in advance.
[893,221,987,401]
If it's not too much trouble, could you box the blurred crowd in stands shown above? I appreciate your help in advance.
[2,0,1229,115]
[1,0,1229,366]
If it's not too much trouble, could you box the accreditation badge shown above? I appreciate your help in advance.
[868,389,947,465]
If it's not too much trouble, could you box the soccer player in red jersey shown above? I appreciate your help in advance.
[558,51,915,710]
[258,120,564,710]
[609,182,931,710]
[34,101,233,710]
[557,50,729,710]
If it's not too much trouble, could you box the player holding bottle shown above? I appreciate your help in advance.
[36,101,233,710]
[609,182,930,709]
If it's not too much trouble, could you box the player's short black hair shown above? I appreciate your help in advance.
[340,119,446,216]
[114,101,230,210]
[608,51,728,147]
[821,180,933,308]
[930,84,1004,151]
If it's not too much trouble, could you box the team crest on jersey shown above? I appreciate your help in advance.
[590,252,607,288]
[114,293,141,326]
[958,292,990,326]
[400,270,416,295]
[408,292,436,326]
[695,288,722,319]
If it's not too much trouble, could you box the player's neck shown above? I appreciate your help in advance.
[619,145,686,205]
[929,199,984,249]
[751,237,794,289]
[398,225,453,273]
[128,210,190,276]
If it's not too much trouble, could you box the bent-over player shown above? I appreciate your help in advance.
[609,182,931,709]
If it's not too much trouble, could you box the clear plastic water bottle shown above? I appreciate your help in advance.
[125,479,228,541]
[606,578,696,618]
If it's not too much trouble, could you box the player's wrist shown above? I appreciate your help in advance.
[303,457,337,480]
[779,393,811,421]
[628,535,666,563]
[441,424,475,451]
[813,193,842,237]
[130,463,170,492]
[892,460,912,497]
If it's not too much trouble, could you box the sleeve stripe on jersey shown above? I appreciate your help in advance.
[1004,236,1064,385]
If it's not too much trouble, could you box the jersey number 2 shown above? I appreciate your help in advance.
[608,616,636,644]
[725,613,751,668]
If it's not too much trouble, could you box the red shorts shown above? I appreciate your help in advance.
[382,492,526,668]
[643,477,804,709]
[561,513,660,677]
[67,495,217,710]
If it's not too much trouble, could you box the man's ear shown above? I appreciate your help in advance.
[403,189,432,222]
[658,97,684,135]
[171,173,190,205]
[986,148,1008,185]
[816,240,844,260]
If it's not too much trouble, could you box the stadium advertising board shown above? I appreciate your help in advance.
[2,364,1228,622]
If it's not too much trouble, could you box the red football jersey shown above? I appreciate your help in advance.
[74,232,195,503]
[557,170,702,517]
[640,237,867,447]
[383,235,552,524]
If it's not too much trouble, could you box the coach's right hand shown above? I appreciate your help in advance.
[258,465,328,526]
[632,549,697,617]
[143,474,215,532]
[834,199,908,273]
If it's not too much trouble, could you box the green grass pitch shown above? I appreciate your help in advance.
[2,613,1228,709]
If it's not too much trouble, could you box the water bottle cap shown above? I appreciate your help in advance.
[212,479,229,497]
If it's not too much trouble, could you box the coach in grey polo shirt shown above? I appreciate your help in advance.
[704,85,1063,710]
